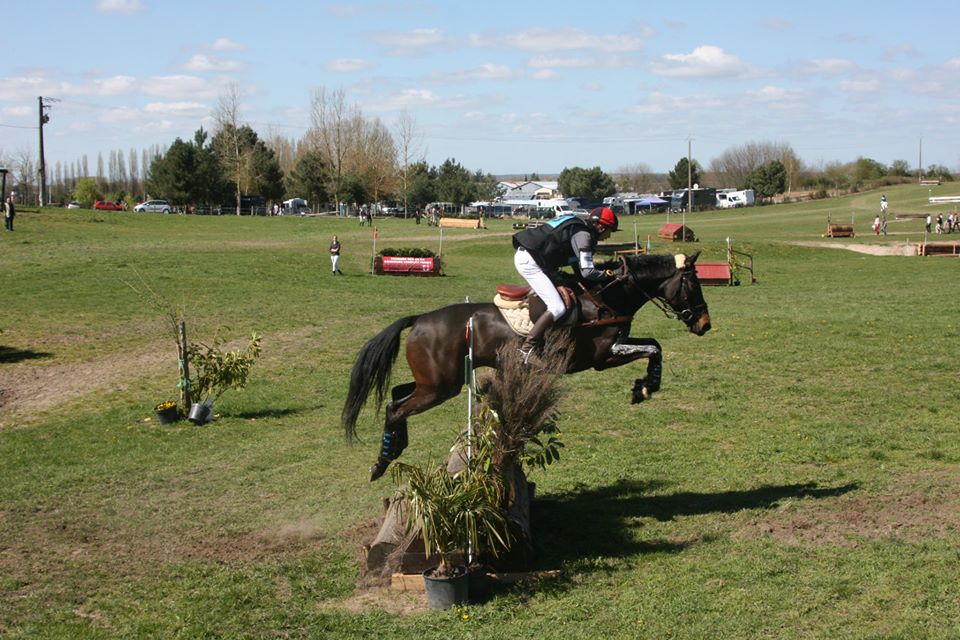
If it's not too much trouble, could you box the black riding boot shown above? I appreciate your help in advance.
[519,312,555,364]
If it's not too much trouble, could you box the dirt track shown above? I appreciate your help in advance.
[790,241,916,256]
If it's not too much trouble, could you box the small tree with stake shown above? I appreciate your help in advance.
[187,332,262,407]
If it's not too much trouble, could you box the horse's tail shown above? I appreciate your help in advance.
[341,314,419,443]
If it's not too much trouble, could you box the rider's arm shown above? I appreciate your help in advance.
[571,230,609,281]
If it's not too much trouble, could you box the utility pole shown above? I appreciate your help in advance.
[685,136,692,240]
[37,97,54,207]
[918,137,923,183]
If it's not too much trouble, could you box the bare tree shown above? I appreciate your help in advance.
[309,87,357,212]
[214,82,248,214]
[613,162,662,193]
[13,148,35,203]
[355,116,398,207]
[710,141,803,191]
[394,111,426,217]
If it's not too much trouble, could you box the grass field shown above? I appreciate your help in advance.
[1,184,959,638]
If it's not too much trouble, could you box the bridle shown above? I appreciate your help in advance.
[614,255,707,326]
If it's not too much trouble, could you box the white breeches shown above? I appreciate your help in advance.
[331,255,340,272]
[514,248,566,320]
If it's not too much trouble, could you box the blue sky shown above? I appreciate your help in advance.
[2,0,959,176]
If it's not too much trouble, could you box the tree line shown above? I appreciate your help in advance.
[2,85,954,210]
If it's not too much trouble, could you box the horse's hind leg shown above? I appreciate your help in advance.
[369,382,416,481]
[369,382,456,481]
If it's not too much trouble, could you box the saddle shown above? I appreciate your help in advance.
[493,283,579,335]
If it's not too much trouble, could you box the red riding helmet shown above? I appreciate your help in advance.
[590,207,619,232]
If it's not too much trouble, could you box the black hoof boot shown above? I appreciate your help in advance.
[370,458,391,482]
[631,379,649,404]
[369,424,409,482]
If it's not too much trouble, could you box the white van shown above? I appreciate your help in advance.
[716,189,755,209]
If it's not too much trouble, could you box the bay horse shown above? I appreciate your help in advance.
[343,252,711,480]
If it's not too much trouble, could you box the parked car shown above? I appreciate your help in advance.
[93,200,124,211]
[133,199,172,213]
[66,202,81,209]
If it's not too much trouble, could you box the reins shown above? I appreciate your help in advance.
[612,255,706,324]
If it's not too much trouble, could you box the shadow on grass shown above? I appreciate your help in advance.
[231,407,304,420]
[0,346,54,363]
[531,478,858,568]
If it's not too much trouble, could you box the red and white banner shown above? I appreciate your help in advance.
[381,256,436,272]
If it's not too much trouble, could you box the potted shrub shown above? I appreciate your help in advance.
[391,430,511,610]
[153,400,180,425]
[186,332,261,424]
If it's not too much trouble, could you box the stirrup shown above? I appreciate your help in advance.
[517,346,545,367]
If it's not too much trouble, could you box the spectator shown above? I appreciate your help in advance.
[329,235,342,275]
[4,192,15,231]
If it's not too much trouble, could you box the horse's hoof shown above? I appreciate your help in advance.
[369,459,390,482]
[631,379,649,404]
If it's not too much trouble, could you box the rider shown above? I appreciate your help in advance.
[512,207,620,360]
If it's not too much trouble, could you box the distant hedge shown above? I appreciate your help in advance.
[378,247,436,258]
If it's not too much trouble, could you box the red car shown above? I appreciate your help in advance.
[94,200,124,211]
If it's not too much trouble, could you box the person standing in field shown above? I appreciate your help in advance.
[329,235,342,275]
[4,193,15,231]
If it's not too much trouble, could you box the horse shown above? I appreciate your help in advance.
[342,251,711,481]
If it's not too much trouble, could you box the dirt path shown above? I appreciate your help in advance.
[790,241,916,256]
[0,327,319,427]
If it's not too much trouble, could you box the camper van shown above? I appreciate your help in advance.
[669,187,717,213]
[716,189,755,209]
[282,198,310,215]
[502,199,575,218]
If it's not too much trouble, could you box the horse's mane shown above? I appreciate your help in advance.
[600,253,678,279]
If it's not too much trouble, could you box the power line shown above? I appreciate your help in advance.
[0,123,38,130]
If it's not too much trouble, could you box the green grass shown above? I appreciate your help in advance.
[2,185,960,638]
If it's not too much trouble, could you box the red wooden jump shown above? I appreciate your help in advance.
[695,262,733,286]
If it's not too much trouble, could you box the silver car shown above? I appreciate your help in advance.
[134,199,172,213]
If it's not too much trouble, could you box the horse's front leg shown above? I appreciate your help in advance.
[595,337,662,404]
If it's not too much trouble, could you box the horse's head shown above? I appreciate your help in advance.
[662,252,711,336]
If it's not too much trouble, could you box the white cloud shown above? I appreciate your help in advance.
[629,91,728,114]
[211,38,245,51]
[327,58,374,73]
[183,55,245,73]
[650,45,754,78]
[430,63,517,83]
[2,106,32,118]
[746,86,808,109]
[946,57,960,70]
[142,75,226,99]
[533,69,558,80]
[97,0,140,14]
[840,77,881,93]
[135,120,175,133]
[582,81,603,92]
[91,75,138,95]
[373,28,451,55]
[144,102,208,116]
[496,28,646,53]
[528,56,593,69]
[803,58,857,75]
[762,17,792,32]
[883,43,919,61]
[100,107,141,123]
[367,88,471,112]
